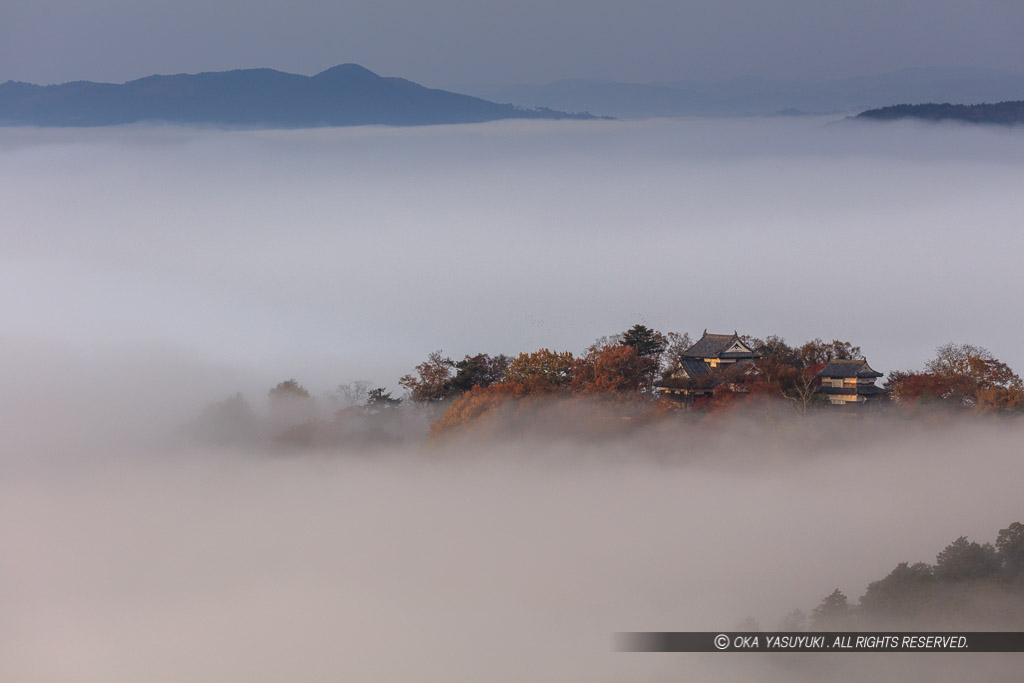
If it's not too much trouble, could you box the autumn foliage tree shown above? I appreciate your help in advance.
[504,349,576,392]
[400,351,513,403]
[797,338,863,366]
[743,337,838,412]
[978,386,1024,414]
[749,335,801,383]
[886,343,1023,411]
[430,382,526,436]
[884,371,974,408]
[399,350,456,403]
[432,344,666,435]
[572,344,657,396]
[415,331,1023,432]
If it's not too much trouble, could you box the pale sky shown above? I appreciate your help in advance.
[3,0,1024,86]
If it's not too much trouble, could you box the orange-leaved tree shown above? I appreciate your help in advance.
[572,344,657,396]
[504,349,576,392]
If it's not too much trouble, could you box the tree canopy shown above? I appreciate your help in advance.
[505,349,576,391]
[399,350,457,403]
[619,324,668,358]
[886,343,1023,411]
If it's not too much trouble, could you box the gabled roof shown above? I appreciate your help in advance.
[815,359,884,379]
[676,358,711,379]
[681,330,760,360]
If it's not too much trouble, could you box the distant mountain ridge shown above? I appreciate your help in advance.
[460,67,1024,118]
[0,64,600,127]
[856,101,1024,124]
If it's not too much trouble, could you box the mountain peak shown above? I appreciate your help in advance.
[312,64,381,80]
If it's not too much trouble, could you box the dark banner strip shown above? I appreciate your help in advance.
[618,632,1024,653]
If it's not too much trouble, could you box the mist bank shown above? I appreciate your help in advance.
[4,408,1024,682]
[3,117,1024,394]
[5,115,1024,682]
[4,335,1023,683]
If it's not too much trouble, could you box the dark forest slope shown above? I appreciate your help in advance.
[856,100,1024,124]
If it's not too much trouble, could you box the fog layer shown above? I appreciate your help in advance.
[4,418,1024,682]
[3,117,1024,396]
[4,117,1024,681]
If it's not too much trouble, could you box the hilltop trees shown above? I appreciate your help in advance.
[660,331,693,374]
[749,335,800,382]
[410,348,577,435]
[429,324,696,434]
[797,339,863,366]
[810,589,850,630]
[218,330,1024,449]
[399,351,457,403]
[619,324,668,358]
[268,379,310,402]
[933,537,1000,582]
[331,380,371,407]
[743,336,863,412]
[449,353,511,393]
[431,328,683,435]
[267,379,316,428]
[978,385,1024,413]
[590,324,689,378]
[884,370,969,406]
[927,343,1006,377]
[399,351,513,404]
[886,343,1023,411]
[853,527,1024,624]
[779,522,1024,631]
[192,326,1024,450]
[996,522,1024,579]
[782,366,826,415]
[365,387,402,412]
[505,349,576,391]
[857,562,937,620]
[572,344,657,395]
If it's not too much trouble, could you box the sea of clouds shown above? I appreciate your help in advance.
[3,116,1024,681]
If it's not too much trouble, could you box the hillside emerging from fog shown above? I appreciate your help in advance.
[189,325,1024,453]
[0,64,599,127]
[857,100,1024,124]
[777,521,1024,633]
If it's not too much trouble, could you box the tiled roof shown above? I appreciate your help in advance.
[815,360,883,379]
[681,330,759,359]
[677,358,711,378]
